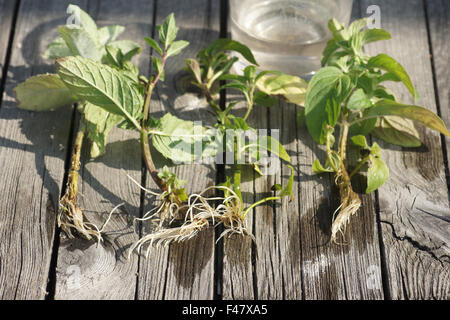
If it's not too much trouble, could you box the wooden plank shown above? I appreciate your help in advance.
[136,0,219,300]
[361,0,450,299]
[0,0,85,299]
[427,1,450,192]
[249,2,383,300]
[54,0,153,299]
[252,101,304,300]
[221,100,256,300]
[223,0,384,300]
[0,0,17,83]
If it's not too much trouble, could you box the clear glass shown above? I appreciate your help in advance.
[230,0,354,77]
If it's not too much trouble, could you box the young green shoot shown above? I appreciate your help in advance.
[301,18,450,243]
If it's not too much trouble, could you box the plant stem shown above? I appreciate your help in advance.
[325,129,339,173]
[233,138,243,210]
[141,53,168,192]
[339,121,349,162]
[65,113,86,205]
[242,100,253,122]
[242,86,255,121]
[242,196,280,218]
[202,84,222,115]
[349,155,371,178]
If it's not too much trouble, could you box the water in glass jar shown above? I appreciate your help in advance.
[230,0,352,77]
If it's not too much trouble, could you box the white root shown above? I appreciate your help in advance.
[128,186,253,259]
[58,200,123,246]
[330,168,362,244]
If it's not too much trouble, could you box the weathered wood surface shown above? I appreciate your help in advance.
[136,0,218,300]
[295,1,383,299]
[0,0,449,300]
[0,0,17,83]
[0,0,83,299]
[427,1,450,187]
[361,0,450,299]
[54,0,153,300]
[221,0,384,300]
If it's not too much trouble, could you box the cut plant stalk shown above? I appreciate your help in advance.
[303,18,450,243]
[58,109,100,240]
[184,39,297,240]
[14,4,144,241]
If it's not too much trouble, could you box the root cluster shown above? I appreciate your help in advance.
[58,193,121,244]
[128,186,253,258]
[331,167,362,244]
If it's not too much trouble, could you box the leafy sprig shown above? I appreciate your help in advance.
[301,18,450,242]
[185,39,297,236]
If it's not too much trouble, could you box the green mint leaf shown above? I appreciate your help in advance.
[351,135,369,148]
[328,52,350,71]
[66,4,99,40]
[328,19,349,42]
[243,65,257,81]
[305,66,353,143]
[253,164,263,176]
[360,28,391,46]
[370,142,382,157]
[325,96,340,127]
[152,113,216,163]
[98,25,125,46]
[254,91,277,107]
[107,40,141,61]
[371,116,422,147]
[348,18,368,36]
[347,88,372,110]
[356,73,377,96]
[43,37,72,60]
[174,188,189,202]
[364,99,450,137]
[321,39,339,66]
[14,73,78,111]
[279,165,295,201]
[373,86,397,101]
[271,184,283,191]
[167,40,189,57]
[58,25,102,61]
[377,72,400,84]
[367,54,417,100]
[83,103,123,158]
[56,56,143,129]
[158,13,178,49]
[152,56,165,81]
[256,73,308,106]
[254,135,291,163]
[185,58,202,84]
[144,37,163,56]
[207,38,258,65]
[157,165,187,196]
[104,45,124,68]
[366,156,389,194]
[218,81,248,93]
[230,116,249,130]
[312,159,334,174]
[349,118,377,136]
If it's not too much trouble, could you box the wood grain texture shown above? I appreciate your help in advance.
[252,101,304,299]
[427,0,450,186]
[0,0,84,299]
[222,0,384,300]
[221,98,256,300]
[361,0,450,299]
[135,0,218,300]
[54,0,153,300]
[0,0,17,82]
